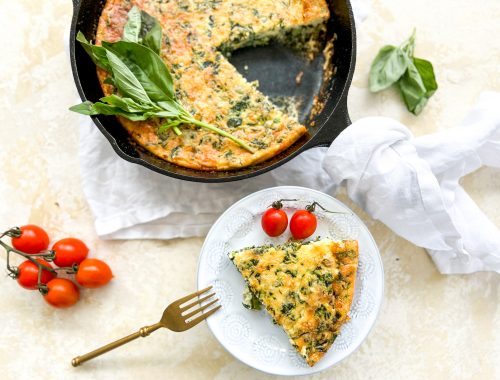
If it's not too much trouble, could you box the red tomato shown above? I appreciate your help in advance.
[261,208,288,237]
[43,278,80,308]
[16,259,56,290]
[76,258,113,289]
[11,225,50,254]
[290,210,317,239]
[52,238,89,267]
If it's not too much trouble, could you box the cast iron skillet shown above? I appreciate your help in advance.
[70,0,356,182]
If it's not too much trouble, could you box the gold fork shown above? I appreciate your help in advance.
[71,286,220,367]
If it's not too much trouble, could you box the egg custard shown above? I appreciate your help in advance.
[96,0,330,170]
[229,238,358,366]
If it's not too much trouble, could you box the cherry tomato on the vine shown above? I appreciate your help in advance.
[261,208,288,237]
[43,278,80,308]
[75,258,113,289]
[11,225,50,254]
[52,238,89,267]
[16,259,56,290]
[290,210,317,240]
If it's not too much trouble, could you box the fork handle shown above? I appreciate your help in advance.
[71,322,163,367]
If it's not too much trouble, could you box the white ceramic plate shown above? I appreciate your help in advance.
[197,186,384,376]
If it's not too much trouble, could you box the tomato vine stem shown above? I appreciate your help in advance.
[305,201,346,214]
[0,227,75,293]
[270,199,299,209]
[0,239,56,273]
[268,199,350,215]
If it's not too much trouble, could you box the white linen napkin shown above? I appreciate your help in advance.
[322,92,500,274]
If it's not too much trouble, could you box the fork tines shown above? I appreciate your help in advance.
[176,286,221,328]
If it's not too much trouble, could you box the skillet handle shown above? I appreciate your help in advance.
[310,95,351,147]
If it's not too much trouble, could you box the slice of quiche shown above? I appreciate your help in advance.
[229,239,358,366]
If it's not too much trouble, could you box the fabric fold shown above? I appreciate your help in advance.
[322,92,500,274]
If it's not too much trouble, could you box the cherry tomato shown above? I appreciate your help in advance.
[75,258,113,288]
[52,238,89,267]
[11,225,50,254]
[290,210,317,239]
[16,259,56,290]
[261,208,288,237]
[43,278,80,308]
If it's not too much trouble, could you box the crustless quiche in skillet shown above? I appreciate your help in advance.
[95,0,330,170]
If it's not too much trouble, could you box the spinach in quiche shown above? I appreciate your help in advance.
[229,238,359,366]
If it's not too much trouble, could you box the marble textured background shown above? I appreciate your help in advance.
[0,0,499,379]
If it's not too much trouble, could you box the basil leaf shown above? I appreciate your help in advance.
[413,57,438,97]
[157,100,185,114]
[91,103,149,121]
[105,49,152,105]
[76,32,111,71]
[398,57,438,115]
[103,77,116,86]
[369,45,409,92]
[103,41,173,102]
[69,100,148,121]
[100,95,149,113]
[145,110,179,118]
[123,6,142,43]
[140,11,162,54]
[69,101,96,115]
[123,6,162,54]
[401,29,416,58]
[398,59,427,115]
[369,29,438,116]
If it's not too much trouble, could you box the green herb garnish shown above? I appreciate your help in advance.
[70,6,254,153]
[242,284,261,311]
[369,29,438,115]
[281,302,295,315]
[314,304,332,319]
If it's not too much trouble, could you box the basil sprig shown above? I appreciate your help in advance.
[70,7,254,153]
[369,29,438,115]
